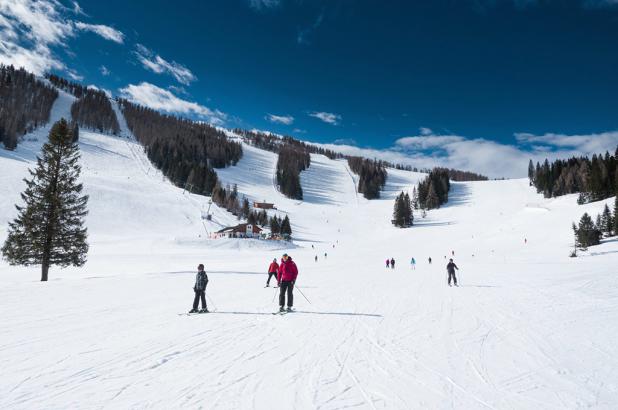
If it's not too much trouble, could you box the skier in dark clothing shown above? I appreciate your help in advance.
[390,257,395,269]
[447,259,459,287]
[277,253,298,312]
[386,259,390,268]
[190,264,209,313]
[266,258,279,287]
[428,257,432,264]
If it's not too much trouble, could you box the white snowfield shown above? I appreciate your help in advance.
[1,92,617,410]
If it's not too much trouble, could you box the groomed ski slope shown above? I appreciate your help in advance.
[1,94,618,409]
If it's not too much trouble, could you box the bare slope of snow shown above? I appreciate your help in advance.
[1,102,618,409]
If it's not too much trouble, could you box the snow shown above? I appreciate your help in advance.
[1,93,618,409]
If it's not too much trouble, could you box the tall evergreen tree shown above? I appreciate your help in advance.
[393,192,413,227]
[614,194,618,235]
[574,212,601,250]
[270,216,281,234]
[600,204,613,237]
[280,215,292,236]
[1,119,89,281]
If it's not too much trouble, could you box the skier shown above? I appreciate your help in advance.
[428,257,432,264]
[447,258,459,287]
[277,253,298,312]
[410,257,416,270]
[189,264,209,313]
[386,259,390,268]
[390,257,395,269]
[266,258,279,287]
[315,255,318,262]
[451,250,455,256]
[324,252,327,259]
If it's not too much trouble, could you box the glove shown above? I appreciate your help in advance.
[193,287,197,292]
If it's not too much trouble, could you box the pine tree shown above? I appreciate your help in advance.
[528,159,534,186]
[426,183,440,209]
[403,192,413,226]
[280,215,292,236]
[412,186,419,210]
[601,204,613,237]
[574,212,601,250]
[392,192,405,227]
[1,119,89,281]
[614,194,618,235]
[270,216,281,234]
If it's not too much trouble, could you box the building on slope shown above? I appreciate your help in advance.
[253,201,276,210]
[212,223,263,239]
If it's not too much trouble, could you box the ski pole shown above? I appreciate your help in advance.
[206,293,218,311]
[295,285,312,305]
[271,287,278,303]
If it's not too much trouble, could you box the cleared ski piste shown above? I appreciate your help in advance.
[1,94,618,409]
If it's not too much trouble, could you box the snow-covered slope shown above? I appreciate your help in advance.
[1,94,617,409]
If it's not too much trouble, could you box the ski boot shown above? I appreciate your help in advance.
[189,308,198,313]
[279,306,285,313]
[199,308,209,313]
[286,307,293,313]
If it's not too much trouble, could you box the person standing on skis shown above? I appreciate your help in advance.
[410,257,416,270]
[277,253,298,312]
[266,258,279,287]
[447,258,459,287]
[390,257,395,269]
[190,264,208,313]
[386,258,390,268]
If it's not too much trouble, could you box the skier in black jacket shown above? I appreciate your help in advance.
[446,259,459,287]
[190,264,209,313]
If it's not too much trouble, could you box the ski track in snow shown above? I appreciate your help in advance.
[1,92,618,409]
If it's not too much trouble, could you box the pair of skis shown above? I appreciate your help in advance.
[272,308,294,315]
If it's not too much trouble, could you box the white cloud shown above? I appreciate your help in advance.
[99,65,110,76]
[309,111,341,125]
[419,127,433,136]
[514,131,618,153]
[134,44,197,85]
[311,128,618,179]
[248,0,281,10]
[72,1,87,16]
[265,113,294,125]
[297,13,324,45]
[168,85,189,96]
[66,68,83,81]
[0,0,123,76]
[119,82,226,125]
[395,135,465,150]
[74,21,124,44]
[333,138,357,146]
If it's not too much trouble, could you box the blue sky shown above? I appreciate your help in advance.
[1,0,617,177]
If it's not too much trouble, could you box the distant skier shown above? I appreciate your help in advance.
[277,253,298,312]
[386,259,390,268]
[324,252,327,259]
[390,257,395,269]
[266,258,279,287]
[428,257,432,264]
[315,255,318,262]
[189,264,209,313]
[447,258,459,287]
[451,250,455,256]
[410,257,416,270]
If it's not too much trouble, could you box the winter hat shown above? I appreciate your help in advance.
[198,263,204,270]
